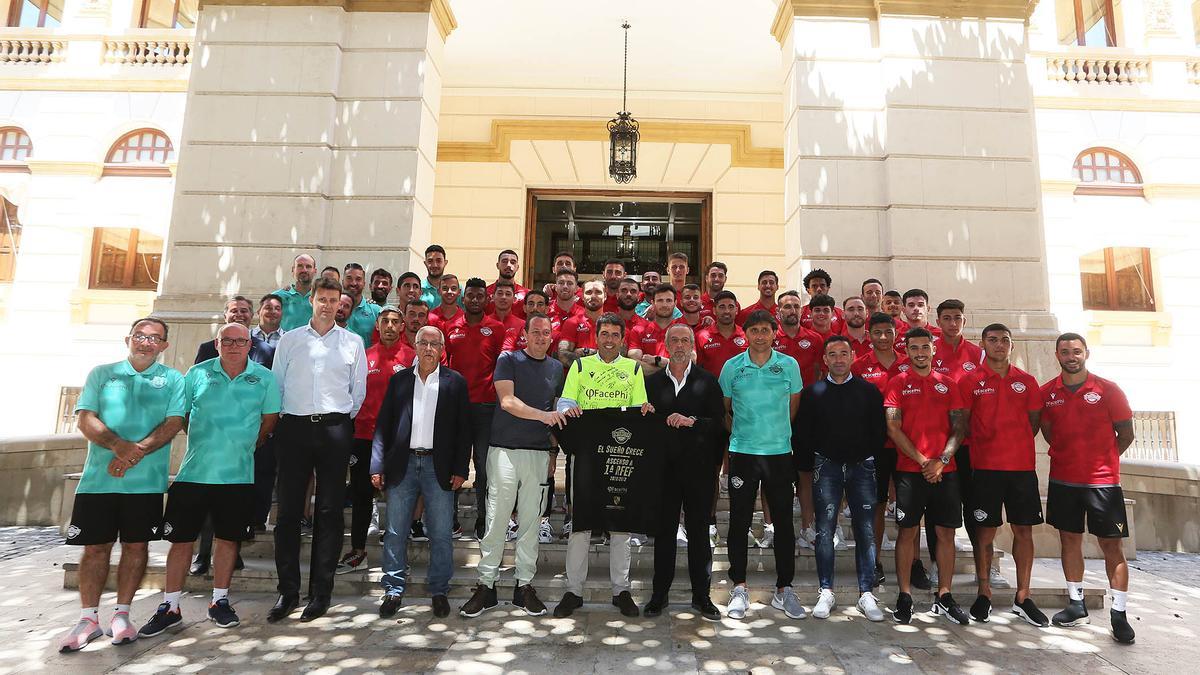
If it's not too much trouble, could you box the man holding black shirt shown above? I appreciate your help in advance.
[794,335,887,621]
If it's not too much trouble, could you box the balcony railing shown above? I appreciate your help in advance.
[1127,411,1178,462]
[1047,55,1151,84]
[0,36,65,64]
[104,38,191,66]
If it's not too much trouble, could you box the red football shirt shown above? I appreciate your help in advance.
[736,300,779,327]
[801,305,845,335]
[558,313,598,351]
[485,281,529,319]
[958,365,1041,471]
[354,340,410,440]
[548,299,584,327]
[773,326,823,383]
[443,313,507,403]
[844,331,872,359]
[1040,373,1132,486]
[427,306,462,332]
[932,336,984,379]
[852,350,910,448]
[496,312,526,351]
[626,318,670,357]
[894,323,943,351]
[884,369,965,473]
[602,295,622,314]
[695,325,748,376]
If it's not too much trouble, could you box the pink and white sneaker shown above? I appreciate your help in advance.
[59,618,103,653]
[108,611,138,645]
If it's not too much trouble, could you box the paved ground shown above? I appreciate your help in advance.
[2,530,1199,674]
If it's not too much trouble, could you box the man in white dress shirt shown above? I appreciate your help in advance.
[268,276,367,623]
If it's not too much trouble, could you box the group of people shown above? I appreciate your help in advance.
[58,244,1139,653]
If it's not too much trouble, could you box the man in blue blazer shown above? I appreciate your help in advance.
[371,325,472,619]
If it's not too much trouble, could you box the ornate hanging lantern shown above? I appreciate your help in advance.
[608,22,638,184]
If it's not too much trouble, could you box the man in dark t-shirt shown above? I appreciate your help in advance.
[460,313,565,620]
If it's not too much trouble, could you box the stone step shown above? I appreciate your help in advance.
[237,533,997,575]
[61,556,1100,610]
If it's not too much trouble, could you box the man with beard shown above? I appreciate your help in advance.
[275,253,317,331]
[490,281,525,346]
[628,283,677,373]
[677,283,713,331]
[420,245,450,309]
[800,269,844,334]
[861,278,884,315]
[842,296,872,358]
[601,258,626,313]
[615,276,650,340]
[335,293,354,330]
[444,278,508,540]
[548,268,584,326]
[487,249,529,319]
[634,268,661,315]
[641,323,726,621]
[342,263,382,347]
[701,261,736,315]
[736,270,780,326]
[541,251,579,299]
[369,268,393,306]
[428,274,462,331]
[772,291,824,386]
[1040,333,1135,643]
[557,280,606,366]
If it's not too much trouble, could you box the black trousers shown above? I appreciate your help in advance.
[469,402,496,527]
[274,415,352,598]
[253,435,277,526]
[348,439,375,550]
[652,447,718,598]
[727,452,796,588]
[925,445,979,561]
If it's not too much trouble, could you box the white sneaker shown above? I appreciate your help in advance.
[954,537,970,552]
[709,524,719,546]
[813,589,836,619]
[759,523,775,549]
[989,566,1010,589]
[727,586,750,619]
[841,505,852,519]
[505,518,518,542]
[797,526,816,550]
[538,517,553,544]
[676,523,688,546]
[881,532,896,551]
[629,533,646,547]
[366,498,381,537]
[857,592,885,622]
[771,586,807,619]
[748,528,761,548]
[833,527,848,551]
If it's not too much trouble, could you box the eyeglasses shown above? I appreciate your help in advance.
[220,338,251,347]
[129,334,165,344]
[415,340,443,349]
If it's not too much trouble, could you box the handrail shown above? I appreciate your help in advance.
[104,38,192,66]
[0,36,65,64]
[1046,54,1151,84]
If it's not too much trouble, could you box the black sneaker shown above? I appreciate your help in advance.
[410,520,428,542]
[138,603,182,637]
[553,592,583,618]
[874,562,885,588]
[933,593,970,626]
[1012,596,1049,627]
[643,594,667,618]
[969,595,992,623]
[513,584,547,617]
[893,592,913,624]
[1052,599,1090,627]
[1110,609,1135,644]
[690,596,721,622]
[459,584,498,618]
[910,560,931,591]
[208,598,240,628]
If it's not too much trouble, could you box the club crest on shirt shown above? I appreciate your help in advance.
[392,363,404,373]
[1011,381,1027,393]
[898,364,910,372]
[246,375,260,384]
[733,337,746,347]
[798,339,812,349]
[611,427,632,444]
[480,327,494,336]
[149,375,167,389]
[962,362,977,371]
[768,364,784,375]
[1083,391,1102,404]
[934,383,949,394]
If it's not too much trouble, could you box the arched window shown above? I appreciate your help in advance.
[1073,147,1143,196]
[103,129,174,176]
[0,127,32,162]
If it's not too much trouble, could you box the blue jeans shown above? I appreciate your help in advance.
[813,453,877,593]
[381,455,454,597]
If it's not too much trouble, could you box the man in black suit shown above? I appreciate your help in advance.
[189,295,274,577]
[371,325,471,618]
[641,323,726,621]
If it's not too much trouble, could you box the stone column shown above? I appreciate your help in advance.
[777,0,1060,380]
[154,0,452,369]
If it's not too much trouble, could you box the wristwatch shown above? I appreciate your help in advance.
[939,453,953,465]
[654,355,663,368]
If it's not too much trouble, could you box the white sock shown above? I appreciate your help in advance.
[212,588,229,604]
[1067,581,1084,601]
[1111,589,1127,612]
[114,603,130,615]
[164,590,182,612]
[81,607,99,622]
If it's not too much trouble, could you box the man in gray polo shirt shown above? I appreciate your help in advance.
[460,312,566,618]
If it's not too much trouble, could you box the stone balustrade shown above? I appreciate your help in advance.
[104,38,192,67]
[0,35,65,64]
[1046,54,1152,84]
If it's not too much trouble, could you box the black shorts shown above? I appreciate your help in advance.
[969,470,1043,527]
[875,447,898,504]
[1046,482,1128,538]
[894,471,962,529]
[66,493,163,545]
[162,482,256,543]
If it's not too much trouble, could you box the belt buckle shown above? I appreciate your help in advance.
[310,414,322,423]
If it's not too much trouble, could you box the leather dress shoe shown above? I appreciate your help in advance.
[643,594,668,618]
[300,596,330,622]
[432,594,450,618]
[189,556,210,576]
[267,594,299,623]
[379,594,403,618]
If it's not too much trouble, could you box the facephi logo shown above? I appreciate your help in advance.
[1011,381,1027,393]
[1083,391,1102,404]
[934,383,949,394]
[611,427,632,444]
